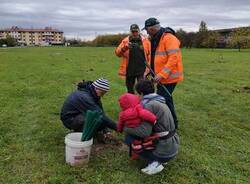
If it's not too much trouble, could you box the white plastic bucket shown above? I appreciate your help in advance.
[65,133,93,166]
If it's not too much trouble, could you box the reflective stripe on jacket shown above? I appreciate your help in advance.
[154,33,183,84]
[115,35,151,77]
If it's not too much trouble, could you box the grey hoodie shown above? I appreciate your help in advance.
[124,93,179,159]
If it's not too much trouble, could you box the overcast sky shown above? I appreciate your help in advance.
[1,0,250,40]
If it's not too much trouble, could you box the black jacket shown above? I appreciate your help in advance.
[60,81,115,126]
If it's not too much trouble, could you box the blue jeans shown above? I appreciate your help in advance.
[125,135,175,163]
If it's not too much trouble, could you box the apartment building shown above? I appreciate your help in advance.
[0,26,64,46]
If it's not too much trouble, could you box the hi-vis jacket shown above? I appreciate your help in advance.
[154,33,183,84]
[115,35,151,77]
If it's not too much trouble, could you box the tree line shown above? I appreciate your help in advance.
[68,21,250,50]
[175,21,250,50]
[67,33,128,47]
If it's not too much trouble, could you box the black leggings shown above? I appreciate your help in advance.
[126,74,144,94]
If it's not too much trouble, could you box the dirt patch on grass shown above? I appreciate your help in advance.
[65,57,72,62]
[233,86,250,93]
[86,68,94,72]
[91,138,127,156]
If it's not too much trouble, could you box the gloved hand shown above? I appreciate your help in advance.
[121,44,129,52]
[154,74,163,83]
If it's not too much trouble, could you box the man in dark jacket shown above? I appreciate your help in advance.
[60,78,117,134]
[115,24,150,94]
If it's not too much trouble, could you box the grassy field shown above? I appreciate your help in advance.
[0,47,249,184]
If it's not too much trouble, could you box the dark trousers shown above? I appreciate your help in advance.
[156,83,178,129]
[63,114,117,132]
[126,74,144,94]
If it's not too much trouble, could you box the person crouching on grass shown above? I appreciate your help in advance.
[60,78,117,142]
[117,93,157,159]
[123,79,179,175]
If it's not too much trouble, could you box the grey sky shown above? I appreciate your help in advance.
[1,0,250,40]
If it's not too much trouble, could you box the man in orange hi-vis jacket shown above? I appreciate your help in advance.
[142,17,184,129]
[115,24,150,94]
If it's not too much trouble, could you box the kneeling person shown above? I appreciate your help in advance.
[60,78,117,136]
[124,79,179,175]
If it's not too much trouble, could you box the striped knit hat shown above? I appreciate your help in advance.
[92,78,110,92]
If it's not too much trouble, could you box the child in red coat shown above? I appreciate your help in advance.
[117,93,157,133]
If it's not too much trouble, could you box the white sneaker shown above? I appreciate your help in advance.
[141,164,151,173]
[163,162,168,165]
[141,161,164,175]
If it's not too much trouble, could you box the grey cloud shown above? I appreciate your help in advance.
[0,0,250,40]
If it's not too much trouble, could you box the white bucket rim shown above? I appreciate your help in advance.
[65,132,93,148]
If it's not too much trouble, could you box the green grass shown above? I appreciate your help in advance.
[0,47,249,184]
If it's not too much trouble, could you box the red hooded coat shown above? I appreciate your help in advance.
[117,93,157,132]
